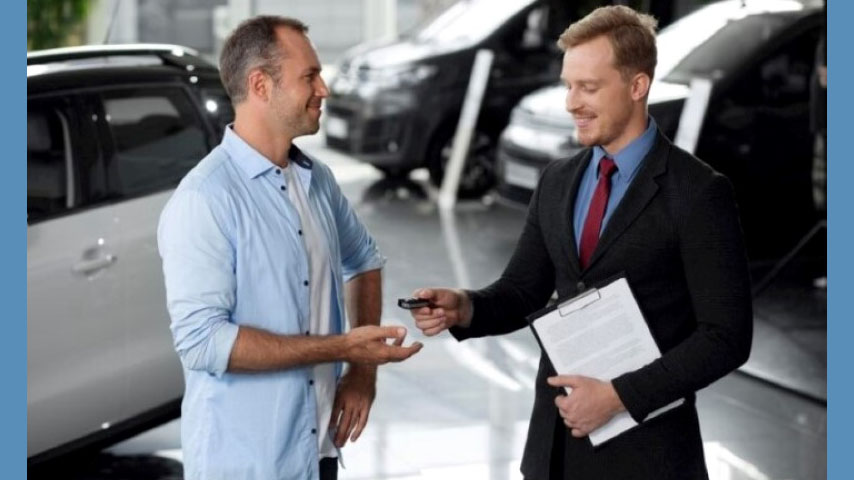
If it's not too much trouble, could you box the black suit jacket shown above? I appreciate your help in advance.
[451,130,753,479]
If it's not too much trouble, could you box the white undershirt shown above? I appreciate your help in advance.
[284,164,337,459]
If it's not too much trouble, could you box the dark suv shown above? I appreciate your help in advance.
[323,0,565,198]
[27,44,233,462]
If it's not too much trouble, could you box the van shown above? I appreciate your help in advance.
[324,0,566,198]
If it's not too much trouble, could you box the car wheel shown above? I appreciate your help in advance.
[426,124,496,199]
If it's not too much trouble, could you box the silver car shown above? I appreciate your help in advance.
[27,44,234,462]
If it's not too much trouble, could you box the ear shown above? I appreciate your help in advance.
[246,68,271,102]
[630,72,651,101]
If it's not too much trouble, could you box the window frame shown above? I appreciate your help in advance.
[27,93,87,225]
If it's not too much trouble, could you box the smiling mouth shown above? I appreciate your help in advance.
[574,116,596,128]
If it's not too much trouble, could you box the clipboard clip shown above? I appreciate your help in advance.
[557,288,601,317]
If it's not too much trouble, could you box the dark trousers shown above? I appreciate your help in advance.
[320,457,338,480]
[525,418,566,480]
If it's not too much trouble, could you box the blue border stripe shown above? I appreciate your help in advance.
[10,0,25,474]
[828,0,847,478]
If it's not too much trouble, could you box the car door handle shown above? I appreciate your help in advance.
[72,253,117,275]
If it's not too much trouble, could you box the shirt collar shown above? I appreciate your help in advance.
[222,124,314,180]
[591,116,657,185]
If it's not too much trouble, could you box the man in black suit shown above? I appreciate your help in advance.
[409,5,752,479]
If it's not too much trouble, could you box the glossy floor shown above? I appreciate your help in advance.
[38,133,828,479]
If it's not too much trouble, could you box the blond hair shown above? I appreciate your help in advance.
[557,6,658,80]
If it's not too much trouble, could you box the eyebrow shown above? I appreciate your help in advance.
[561,78,601,87]
[302,66,322,76]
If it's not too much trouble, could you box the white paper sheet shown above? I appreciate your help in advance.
[531,278,683,445]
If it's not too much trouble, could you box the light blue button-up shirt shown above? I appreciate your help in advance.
[572,117,658,250]
[157,126,385,480]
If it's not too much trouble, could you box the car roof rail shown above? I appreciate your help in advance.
[27,43,214,69]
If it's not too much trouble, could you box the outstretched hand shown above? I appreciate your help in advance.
[344,326,422,364]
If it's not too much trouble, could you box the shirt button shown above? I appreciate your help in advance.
[577,281,586,291]
[275,169,281,175]
[298,229,303,235]
[305,331,310,336]
[311,428,317,434]
[280,185,286,191]
[309,380,314,386]
[304,280,309,286]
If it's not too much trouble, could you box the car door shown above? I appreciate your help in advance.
[93,84,219,416]
[27,93,126,456]
[699,16,821,259]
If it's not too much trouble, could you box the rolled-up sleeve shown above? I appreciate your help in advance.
[158,188,239,377]
[324,165,386,280]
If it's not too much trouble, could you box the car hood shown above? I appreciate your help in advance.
[341,37,463,71]
[516,80,690,127]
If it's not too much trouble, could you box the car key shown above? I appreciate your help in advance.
[397,297,432,309]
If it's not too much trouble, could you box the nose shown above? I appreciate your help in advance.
[565,87,579,113]
[315,75,329,99]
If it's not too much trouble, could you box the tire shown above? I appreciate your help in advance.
[426,123,497,199]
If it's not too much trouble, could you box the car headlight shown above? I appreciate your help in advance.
[509,105,537,126]
[361,64,438,90]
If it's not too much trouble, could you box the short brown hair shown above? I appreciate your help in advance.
[219,16,309,104]
[557,6,658,81]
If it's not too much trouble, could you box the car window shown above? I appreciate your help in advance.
[28,97,76,223]
[662,12,796,85]
[757,26,818,105]
[726,23,819,107]
[502,5,549,52]
[100,87,208,198]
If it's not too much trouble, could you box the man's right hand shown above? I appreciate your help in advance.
[343,326,422,364]
[409,288,472,336]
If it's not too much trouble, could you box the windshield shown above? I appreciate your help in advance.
[411,0,535,45]
[656,0,806,84]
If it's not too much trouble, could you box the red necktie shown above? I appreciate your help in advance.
[579,157,618,269]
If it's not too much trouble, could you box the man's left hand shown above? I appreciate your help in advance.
[330,364,377,448]
[547,375,626,438]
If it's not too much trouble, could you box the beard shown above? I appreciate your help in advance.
[574,111,632,149]
[271,85,321,138]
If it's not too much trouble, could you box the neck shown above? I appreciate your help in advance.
[233,109,293,168]
[602,110,649,156]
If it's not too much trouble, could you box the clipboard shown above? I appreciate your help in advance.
[526,276,684,446]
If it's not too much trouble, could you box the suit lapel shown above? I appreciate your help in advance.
[560,150,592,275]
[585,131,671,270]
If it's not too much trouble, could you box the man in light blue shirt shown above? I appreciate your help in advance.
[157,16,422,480]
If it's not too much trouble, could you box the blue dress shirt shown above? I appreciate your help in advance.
[157,126,385,480]
[572,117,658,252]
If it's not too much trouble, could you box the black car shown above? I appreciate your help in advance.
[495,0,824,261]
[323,0,567,198]
[27,44,233,463]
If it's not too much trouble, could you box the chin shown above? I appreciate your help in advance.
[577,133,598,147]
